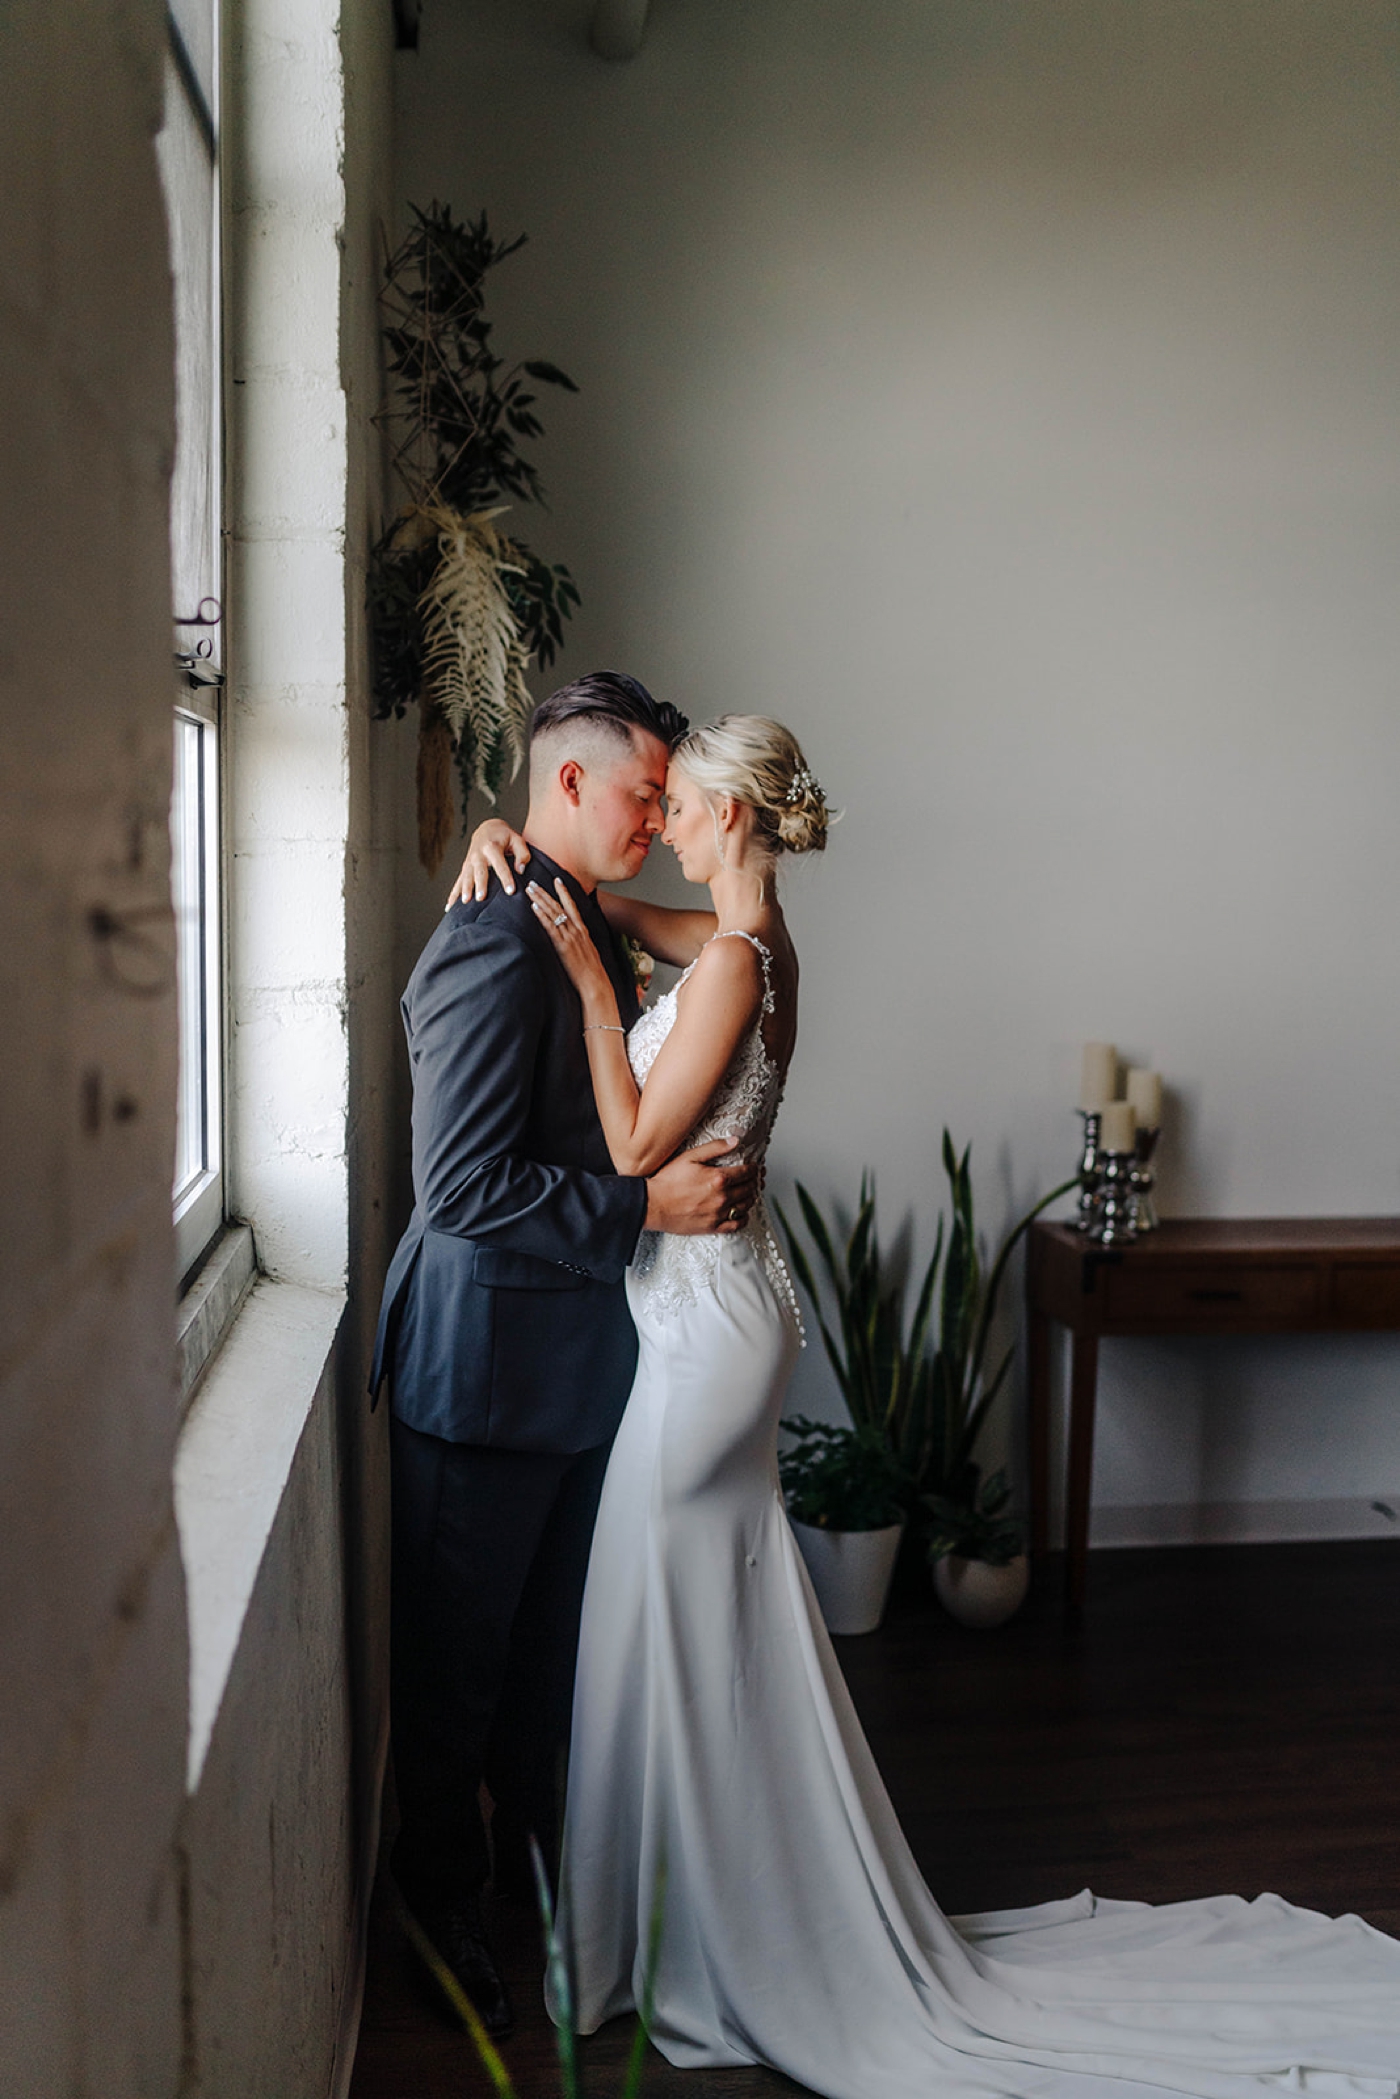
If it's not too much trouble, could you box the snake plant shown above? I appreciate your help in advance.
[778,1135,1074,1523]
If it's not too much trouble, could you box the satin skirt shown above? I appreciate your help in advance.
[554,1234,1400,2099]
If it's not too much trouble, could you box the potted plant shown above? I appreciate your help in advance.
[779,1418,909,1635]
[918,1133,1074,1629]
[775,1174,943,1633]
[779,1141,1074,1635]
[923,1468,1029,1629]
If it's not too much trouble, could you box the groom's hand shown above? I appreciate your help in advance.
[644,1140,760,1236]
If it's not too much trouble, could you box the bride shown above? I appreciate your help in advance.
[460,715,1400,2099]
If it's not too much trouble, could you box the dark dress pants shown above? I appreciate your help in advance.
[389,1413,612,1908]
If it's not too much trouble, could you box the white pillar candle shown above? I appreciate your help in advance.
[1126,1067,1162,1128]
[1100,1101,1137,1153]
[1080,1042,1117,1111]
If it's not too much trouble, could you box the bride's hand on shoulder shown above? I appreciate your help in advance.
[528,879,616,1015]
[446,818,531,907]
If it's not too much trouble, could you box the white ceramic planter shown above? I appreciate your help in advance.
[933,1552,1030,1630]
[790,1519,904,1636]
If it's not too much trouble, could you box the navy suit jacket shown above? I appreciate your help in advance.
[370,849,649,1451]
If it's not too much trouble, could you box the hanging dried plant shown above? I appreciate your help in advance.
[417,506,531,806]
[416,692,455,876]
[368,204,581,872]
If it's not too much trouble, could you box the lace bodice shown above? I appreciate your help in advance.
[627,932,785,1162]
[628,932,802,1333]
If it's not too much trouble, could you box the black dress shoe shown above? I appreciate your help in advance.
[405,1893,515,2039]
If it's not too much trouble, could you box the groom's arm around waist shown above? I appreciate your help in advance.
[407,914,646,1284]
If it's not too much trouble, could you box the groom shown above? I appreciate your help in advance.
[371,672,757,2036]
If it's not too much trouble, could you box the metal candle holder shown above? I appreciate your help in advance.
[1095,1149,1138,1245]
[1075,1110,1103,1233]
[1129,1125,1161,1234]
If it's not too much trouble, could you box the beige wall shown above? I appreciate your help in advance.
[0,0,188,2087]
[394,0,1400,1539]
[0,0,397,2091]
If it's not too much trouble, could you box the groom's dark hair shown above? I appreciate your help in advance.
[530,671,689,754]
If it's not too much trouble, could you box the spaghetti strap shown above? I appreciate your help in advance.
[708,929,775,1014]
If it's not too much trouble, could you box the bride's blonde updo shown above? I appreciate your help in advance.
[670,715,831,858]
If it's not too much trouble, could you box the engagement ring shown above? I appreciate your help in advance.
[554,913,568,927]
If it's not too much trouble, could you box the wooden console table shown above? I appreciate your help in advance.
[1026,1217,1400,1606]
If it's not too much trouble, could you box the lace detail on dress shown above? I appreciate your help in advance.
[629,933,802,1337]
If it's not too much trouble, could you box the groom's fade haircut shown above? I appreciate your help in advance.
[528,671,689,791]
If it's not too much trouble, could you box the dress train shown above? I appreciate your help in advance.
[556,1237,1400,2099]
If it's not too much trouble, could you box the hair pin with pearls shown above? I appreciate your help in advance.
[785,764,819,804]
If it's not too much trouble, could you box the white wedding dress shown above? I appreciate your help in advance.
[554,933,1400,2099]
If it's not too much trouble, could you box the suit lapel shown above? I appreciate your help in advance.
[525,849,639,1033]
[581,891,640,1032]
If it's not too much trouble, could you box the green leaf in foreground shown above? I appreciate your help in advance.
[394,1896,518,2098]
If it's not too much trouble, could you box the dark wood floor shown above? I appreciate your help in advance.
[349,1541,1400,2099]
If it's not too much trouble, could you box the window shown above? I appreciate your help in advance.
[171,688,221,1254]
[157,0,225,1284]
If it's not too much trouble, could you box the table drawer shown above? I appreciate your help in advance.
[1330,1264,1400,1327]
[1100,1263,1319,1328]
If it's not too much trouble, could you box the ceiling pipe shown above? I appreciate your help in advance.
[590,0,651,62]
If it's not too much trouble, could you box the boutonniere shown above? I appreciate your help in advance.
[622,936,655,1007]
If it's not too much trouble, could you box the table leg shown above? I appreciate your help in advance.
[1064,1331,1100,1609]
[1027,1307,1052,1558]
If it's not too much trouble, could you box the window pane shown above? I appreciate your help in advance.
[172,713,208,1202]
[156,53,220,662]
[160,3,224,1287]
[172,701,222,1280]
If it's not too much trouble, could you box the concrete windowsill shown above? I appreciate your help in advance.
[177,1221,259,1406]
[174,1273,346,1792]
